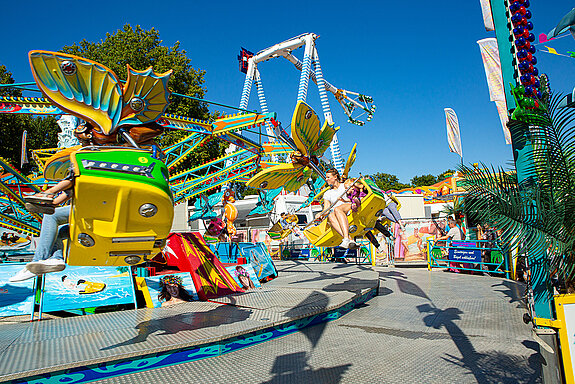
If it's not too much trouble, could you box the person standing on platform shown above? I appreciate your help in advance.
[435,217,464,273]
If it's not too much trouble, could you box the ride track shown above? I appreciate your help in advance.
[0,93,279,235]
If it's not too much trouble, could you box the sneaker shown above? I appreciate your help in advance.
[25,202,55,215]
[26,258,66,275]
[9,268,38,282]
[339,238,350,249]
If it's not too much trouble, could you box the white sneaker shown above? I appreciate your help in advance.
[26,258,66,275]
[339,238,350,249]
[9,268,38,282]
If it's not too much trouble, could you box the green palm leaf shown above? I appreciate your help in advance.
[460,92,575,282]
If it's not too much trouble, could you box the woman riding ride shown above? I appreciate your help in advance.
[316,169,357,249]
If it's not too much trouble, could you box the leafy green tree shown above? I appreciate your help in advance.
[61,24,226,172]
[410,174,437,187]
[61,24,209,121]
[0,65,58,171]
[370,172,410,191]
[436,169,456,181]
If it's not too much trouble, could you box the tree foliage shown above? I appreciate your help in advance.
[410,174,436,187]
[370,168,455,191]
[61,24,209,121]
[411,169,456,187]
[0,65,58,172]
[61,24,226,172]
[370,172,411,191]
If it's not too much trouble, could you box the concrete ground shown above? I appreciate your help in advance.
[92,263,540,384]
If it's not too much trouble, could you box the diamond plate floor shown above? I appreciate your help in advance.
[89,266,541,384]
[0,261,378,382]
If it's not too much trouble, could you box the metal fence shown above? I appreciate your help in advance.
[427,239,511,279]
[279,242,373,265]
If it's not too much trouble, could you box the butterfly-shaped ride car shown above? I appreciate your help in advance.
[246,101,338,192]
[28,50,174,267]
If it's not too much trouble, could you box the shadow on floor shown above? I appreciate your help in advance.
[101,304,252,351]
[262,351,352,384]
[418,303,541,383]
[285,291,329,349]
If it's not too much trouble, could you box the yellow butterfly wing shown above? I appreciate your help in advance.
[291,101,321,157]
[118,65,172,127]
[246,163,312,192]
[309,120,339,158]
[291,101,338,158]
[43,146,82,181]
[29,50,123,135]
[342,143,357,179]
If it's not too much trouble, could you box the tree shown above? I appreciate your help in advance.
[0,65,59,171]
[460,92,575,286]
[61,24,209,121]
[61,24,226,172]
[370,172,410,191]
[410,174,437,187]
[436,169,456,181]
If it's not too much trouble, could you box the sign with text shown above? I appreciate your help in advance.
[449,241,481,263]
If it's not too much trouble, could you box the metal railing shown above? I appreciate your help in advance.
[427,239,511,279]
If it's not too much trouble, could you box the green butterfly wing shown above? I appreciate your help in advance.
[246,163,312,192]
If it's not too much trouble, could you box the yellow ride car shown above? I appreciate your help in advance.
[304,178,392,247]
[66,146,173,266]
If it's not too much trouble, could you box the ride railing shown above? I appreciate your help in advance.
[427,239,511,279]
[279,242,372,265]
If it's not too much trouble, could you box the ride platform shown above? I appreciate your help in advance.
[0,261,378,383]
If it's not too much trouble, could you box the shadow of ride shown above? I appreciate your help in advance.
[262,351,352,384]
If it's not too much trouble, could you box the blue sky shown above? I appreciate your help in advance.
[2,1,575,183]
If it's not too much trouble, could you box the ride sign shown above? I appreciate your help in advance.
[448,241,481,263]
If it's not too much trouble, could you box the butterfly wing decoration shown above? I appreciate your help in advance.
[118,65,172,127]
[189,191,223,222]
[246,163,312,192]
[296,177,328,211]
[291,101,339,158]
[43,145,82,181]
[29,51,172,137]
[342,143,357,180]
[291,101,321,157]
[29,51,124,135]
[247,102,334,192]
[248,187,282,216]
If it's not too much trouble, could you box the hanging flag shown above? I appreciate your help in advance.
[444,108,462,158]
[477,38,511,144]
[539,33,554,44]
[545,46,559,55]
[20,130,28,168]
[478,0,494,31]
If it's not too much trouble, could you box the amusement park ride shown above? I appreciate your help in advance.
[0,34,389,268]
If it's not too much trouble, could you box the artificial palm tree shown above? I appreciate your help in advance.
[459,89,575,289]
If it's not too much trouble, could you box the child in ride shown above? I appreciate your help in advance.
[344,178,367,212]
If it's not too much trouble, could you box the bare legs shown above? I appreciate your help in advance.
[327,203,352,241]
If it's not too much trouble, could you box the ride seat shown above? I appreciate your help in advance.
[67,147,173,266]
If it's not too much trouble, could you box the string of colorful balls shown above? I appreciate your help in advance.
[509,0,541,99]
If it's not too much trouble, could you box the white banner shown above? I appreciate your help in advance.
[478,38,511,144]
[444,108,463,158]
[479,0,495,31]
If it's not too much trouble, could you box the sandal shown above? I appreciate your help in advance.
[25,202,55,215]
[24,192,55,205]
